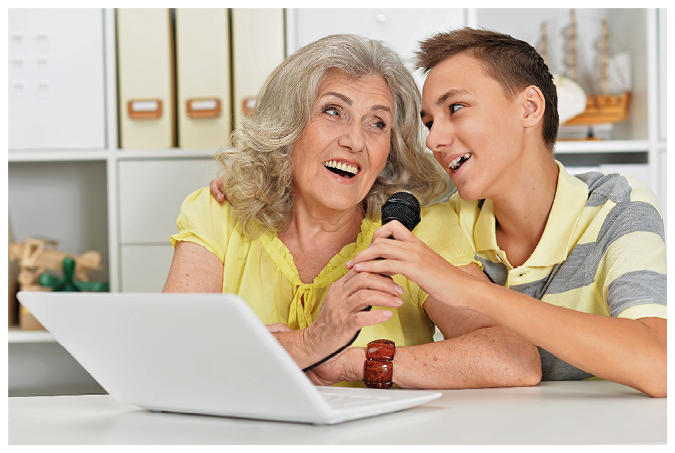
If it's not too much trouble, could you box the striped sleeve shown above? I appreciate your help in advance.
[597,177,667,320]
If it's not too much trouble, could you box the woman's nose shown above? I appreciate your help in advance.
[338,123,366,153]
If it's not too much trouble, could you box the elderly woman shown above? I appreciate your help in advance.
[166,34,540,389]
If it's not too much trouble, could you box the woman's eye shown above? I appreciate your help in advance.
[322,105,339,116]
[369,118,389,132]
[450,104,463,114]
[424,121,433,130]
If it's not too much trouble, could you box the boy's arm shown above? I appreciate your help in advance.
[348,222,667,397]
[210,176,227,203]
[390,294,543,389]
[466,282,666,397]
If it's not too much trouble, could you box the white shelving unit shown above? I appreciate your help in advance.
[9,9,220,298]
[8,8,667,389]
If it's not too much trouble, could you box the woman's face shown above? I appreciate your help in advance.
[291,71,394,217]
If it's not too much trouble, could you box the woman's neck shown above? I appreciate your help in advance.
[278,204,365,284]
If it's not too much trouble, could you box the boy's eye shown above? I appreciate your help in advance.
[450,104,463,114]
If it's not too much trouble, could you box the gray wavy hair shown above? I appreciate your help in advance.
[216,34,448,237]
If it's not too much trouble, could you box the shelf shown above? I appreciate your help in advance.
[114,148,219,160]
[9,148,220,163]
[554,140,649,154]
[9,150,111,162]
[8,328,55,344]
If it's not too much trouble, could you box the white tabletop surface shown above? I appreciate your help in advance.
[8,380,666,445]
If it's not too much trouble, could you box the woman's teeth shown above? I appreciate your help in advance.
[324,160,359,176]
[449,153,472,171]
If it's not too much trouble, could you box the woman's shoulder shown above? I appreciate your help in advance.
[177,186,239,234]
[181,186,232,215]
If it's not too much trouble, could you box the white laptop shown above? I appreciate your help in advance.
[17,291,441,425]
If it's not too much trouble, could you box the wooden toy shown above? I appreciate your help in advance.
[8,238,102,290]
[9,238,106,330]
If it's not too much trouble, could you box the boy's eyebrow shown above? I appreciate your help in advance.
[435,89,470,106]
[421,89,471,118]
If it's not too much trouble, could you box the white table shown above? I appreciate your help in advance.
[8,380,666,444]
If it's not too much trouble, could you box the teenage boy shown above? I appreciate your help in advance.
[349,28,666,397]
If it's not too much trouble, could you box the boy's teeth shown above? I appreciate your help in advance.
[448,153,472,170]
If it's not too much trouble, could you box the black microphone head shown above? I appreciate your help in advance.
[381,192,421,231]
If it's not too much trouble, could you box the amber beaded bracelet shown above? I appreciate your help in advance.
[364,339,395,389]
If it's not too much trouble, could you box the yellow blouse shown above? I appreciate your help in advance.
[171,187,476,384]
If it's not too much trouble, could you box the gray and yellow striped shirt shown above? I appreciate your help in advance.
[448,161,667,381]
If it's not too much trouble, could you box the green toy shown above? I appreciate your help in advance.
[38,256,109,292]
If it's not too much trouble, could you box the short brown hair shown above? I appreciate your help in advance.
[416,27,558,151]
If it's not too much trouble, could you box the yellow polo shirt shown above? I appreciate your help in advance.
[448,161,666,380]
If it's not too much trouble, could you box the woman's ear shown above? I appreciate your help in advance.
[521,85,545,128]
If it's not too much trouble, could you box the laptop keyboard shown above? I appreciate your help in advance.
[322,393,386,409]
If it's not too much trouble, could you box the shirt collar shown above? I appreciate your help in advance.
[474,160,588,266]
[475,198,498,253]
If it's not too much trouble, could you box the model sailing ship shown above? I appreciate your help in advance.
[563,11,630,127]
[540,10,631,138]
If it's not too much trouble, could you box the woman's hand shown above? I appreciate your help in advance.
[305,354,347,386]
[306,347,365,386]
[301,269,404,367]
[346,221,484,310]
[209,176,227,203]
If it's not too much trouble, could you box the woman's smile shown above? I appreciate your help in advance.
[323,159,361,182]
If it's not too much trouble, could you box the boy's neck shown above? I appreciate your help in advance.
[491,152,559,268]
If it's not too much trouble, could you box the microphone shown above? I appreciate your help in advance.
[366,191,422,303]
[381,191,422,232]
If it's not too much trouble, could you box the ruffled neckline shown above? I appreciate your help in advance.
[259,218,379,288]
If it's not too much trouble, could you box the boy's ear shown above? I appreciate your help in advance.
[521,86,545,128]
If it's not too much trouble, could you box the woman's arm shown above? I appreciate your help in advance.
[163,241,223,293]
[347,222,667,397]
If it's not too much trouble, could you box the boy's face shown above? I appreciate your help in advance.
[421,53,525,201]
